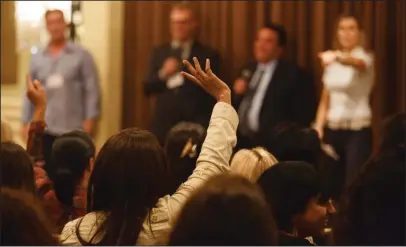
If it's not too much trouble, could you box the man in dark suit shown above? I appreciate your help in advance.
[233,23,317,150]
[144,2,220,144]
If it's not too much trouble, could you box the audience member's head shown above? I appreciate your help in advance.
[376,112,406,154]
[170,1,198,42]
[165,122,206,193]
[266,123,322,166]
[231,147,278,182]
[334,151,405,245]
[254,23,287,63]
[76,128,170,245]
[169,174,277,245]
[258,161,328,239]
[0,187,59,245]
[52,131,95,207]
[0,141,36,195]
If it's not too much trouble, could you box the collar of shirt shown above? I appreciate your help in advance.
[258,59,278,72]
[171,40,193,60]
[43,40,76,55]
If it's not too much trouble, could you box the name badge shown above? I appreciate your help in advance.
[46,74,64,89]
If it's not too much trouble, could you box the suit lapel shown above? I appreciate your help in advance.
[259,60,284,124]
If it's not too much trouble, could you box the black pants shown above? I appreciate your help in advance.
[323,127,372,197]
[42,132,58,181]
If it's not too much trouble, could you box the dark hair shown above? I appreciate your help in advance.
[76,128,171,245]
[52,131,95,207]
[0,187,60,245]
[376,113,406,154]
[334,148,405,245]
[169,174,277,245]
[263,23,287,47]
[0,142,36,195]
[257,161,322,233]
[266,123,322,166]
[165,122,206,194]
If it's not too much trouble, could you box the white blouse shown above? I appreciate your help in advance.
[322,47,374,122]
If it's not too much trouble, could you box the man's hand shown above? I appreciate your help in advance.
[233,78,248,95]
[83,119,96,136]
[181,57,231,104]
[160,57,180,79]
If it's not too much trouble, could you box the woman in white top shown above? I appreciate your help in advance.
[314,14,374,192]
[60,58,238,245]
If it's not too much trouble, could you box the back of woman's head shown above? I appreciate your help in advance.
[0,187,59,245]
[169,174,277,245]
[334,146,405,245]
[52,131,95,207]
[165,122,206,192]
[377,113,406,154]
[266,123,322,165]
[79,128,170,245]
[231,147,278,182]
[0,141,36,194]
[257,161,322,233]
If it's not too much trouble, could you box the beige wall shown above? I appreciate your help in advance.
[0,1,124,149]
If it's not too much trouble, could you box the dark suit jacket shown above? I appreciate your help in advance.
[144,41,220,144]
[233,59,317,147]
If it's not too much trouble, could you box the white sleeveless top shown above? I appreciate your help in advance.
[322,47,374,122]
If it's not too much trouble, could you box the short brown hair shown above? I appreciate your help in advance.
[44,9,65,21]
[171,1,198,19]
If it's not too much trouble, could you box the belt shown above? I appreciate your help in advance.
[327,118,371,130]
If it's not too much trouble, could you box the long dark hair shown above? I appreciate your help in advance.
[165,122,206,194]
[0,141,36,195]
[169,174,277,245]
[0,187,60,245]
[52,131,95,207]
[76,128,171,245]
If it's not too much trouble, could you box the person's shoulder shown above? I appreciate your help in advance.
[60,212,100,244]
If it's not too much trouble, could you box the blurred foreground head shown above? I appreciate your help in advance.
[0,187,59,245]
[169,174,277,245]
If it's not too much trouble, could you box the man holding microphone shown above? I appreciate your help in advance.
[144,2,220,144]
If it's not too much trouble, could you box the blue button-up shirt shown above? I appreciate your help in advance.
[22,42,100,135]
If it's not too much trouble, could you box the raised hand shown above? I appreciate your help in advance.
[181,57,231,104]
[26,74,46,122]
[26,74,46,108]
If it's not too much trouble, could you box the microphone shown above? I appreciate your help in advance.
[241,69,253,81]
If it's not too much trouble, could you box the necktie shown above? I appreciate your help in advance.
[238,69,265,136]
[173,46,183,61]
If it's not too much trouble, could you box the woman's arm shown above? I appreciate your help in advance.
[25,74,47,160]
[337,55,367,71]
[164,58,237,217]
[313,88,330,139]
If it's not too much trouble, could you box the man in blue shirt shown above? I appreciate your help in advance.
[21,9,100,178]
